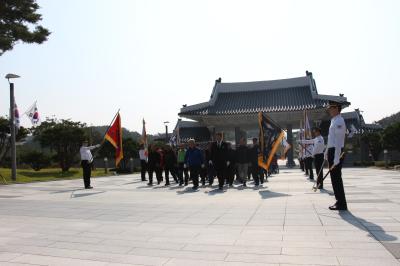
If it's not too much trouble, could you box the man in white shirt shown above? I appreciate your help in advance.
[325,101,347,211]
[303,142,314,179]
[80,140,101,189]
[139,144,148,181]
[300,127,325,188]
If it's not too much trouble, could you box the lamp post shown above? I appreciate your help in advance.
[5,73,20,181]
[164,121,169,143]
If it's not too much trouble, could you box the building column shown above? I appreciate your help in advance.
[286,124,296,167]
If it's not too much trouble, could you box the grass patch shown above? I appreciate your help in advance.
[0,167,113,185]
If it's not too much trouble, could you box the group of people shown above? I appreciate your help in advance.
[139,133,277,190]
[79,100,348,211]
[297,100,348,211]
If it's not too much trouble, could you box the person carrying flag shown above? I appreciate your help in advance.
[80,140,101,189]
[326,101,347,211]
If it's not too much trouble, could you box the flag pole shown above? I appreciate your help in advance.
[91,109,120,160]
[100,109,120,145]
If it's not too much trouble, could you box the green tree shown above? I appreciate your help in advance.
[382,122,400,151]
[33,119,86,172]
[0,116,29,163]
[0,0,50,55]
[361,132,383,161]
[20,150,51,171]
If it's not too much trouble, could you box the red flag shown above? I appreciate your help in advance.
[105,113,123,166]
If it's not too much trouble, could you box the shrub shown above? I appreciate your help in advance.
[20,150,52,171]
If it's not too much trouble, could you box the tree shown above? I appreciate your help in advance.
[33,119,86,172]
[0,116,29,163]
[361,132,383,161]
[382,122,400,152]
[20,150,51,171]
[0,0,50,55]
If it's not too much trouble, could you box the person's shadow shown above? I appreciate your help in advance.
[258,190,290,199]
[333,211,397,242]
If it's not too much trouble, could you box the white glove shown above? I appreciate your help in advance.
[333,157,340,167]
[226,161,230,166]
[96,144,101,148]
[201,164,205,168]
[183,164,187,169]
[208,160,212,165]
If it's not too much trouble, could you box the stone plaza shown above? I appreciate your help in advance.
[1,167,400,265]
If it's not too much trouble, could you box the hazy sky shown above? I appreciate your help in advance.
[1,0,399,134]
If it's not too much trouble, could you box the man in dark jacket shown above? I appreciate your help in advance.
[210,132,229,190]
[147,145,161,186]
[184,139,204,190]
[236,137,249,186]
[226,142,236,187]
[249,138,260,186]
[164,146,177,186]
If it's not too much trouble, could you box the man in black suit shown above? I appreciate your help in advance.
[210,132,229,190]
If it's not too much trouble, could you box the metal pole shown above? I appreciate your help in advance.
[165,125,168,143]
[9,83,17,181]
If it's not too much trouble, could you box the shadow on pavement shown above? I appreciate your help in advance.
[258,190,290,199]
[177,187,199,194]
[71,191,106,198]
[339,211,397,242]
[206,188,226,195]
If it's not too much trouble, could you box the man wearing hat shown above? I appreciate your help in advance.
[326,101,347,210]
[80,141,101,189]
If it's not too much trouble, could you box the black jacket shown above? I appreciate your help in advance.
[148,151,160,169]
[164,150,176,168]
[236,145,249,164]
[249,144,259,164]
[210,141,228,169]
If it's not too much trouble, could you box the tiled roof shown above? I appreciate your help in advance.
[179,73,349,116]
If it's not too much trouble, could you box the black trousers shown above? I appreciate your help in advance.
[300,158,305,171]
[189,165,201,188]
[178,163,189,185]
[215,166,226,189]
[314,153,324,187]
[81,160,92,188]
[250,163,260,185]
[140,160,147,181]
[328,148,347,208]
[305,157,314,179]
[226,166,235,186]
[148,167,155,184]
[165,166,177,185]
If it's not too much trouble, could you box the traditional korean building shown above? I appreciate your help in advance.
[177,71,350,166]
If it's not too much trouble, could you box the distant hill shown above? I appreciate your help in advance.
[377,111,400,128]
[90,126,156,142]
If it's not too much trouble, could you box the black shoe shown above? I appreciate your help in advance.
[243,183,247,187]
[165,183,170,186]
[179,183,183,187]
[85,186,93,189]
[192,186,198,190]
[147,183,153,186]
[329,204,347,211]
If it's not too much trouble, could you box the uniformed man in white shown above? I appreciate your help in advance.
[325,101,347,210]
[303,141,314,179]
[300,127,325,188]
[80,140,101,189]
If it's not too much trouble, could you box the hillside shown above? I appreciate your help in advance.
[377,111,400,128]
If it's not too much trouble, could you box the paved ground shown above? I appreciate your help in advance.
[1,167,400,266]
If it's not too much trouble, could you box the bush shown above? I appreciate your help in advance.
[353,161,375,167]
[20,150,52,171]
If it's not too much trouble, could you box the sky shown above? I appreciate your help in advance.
[1,0,399,134]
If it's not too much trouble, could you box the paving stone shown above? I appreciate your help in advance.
[1,168,400,265]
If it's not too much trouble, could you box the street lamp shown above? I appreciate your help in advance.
[164,121,169,143]
[5,73,21,181]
